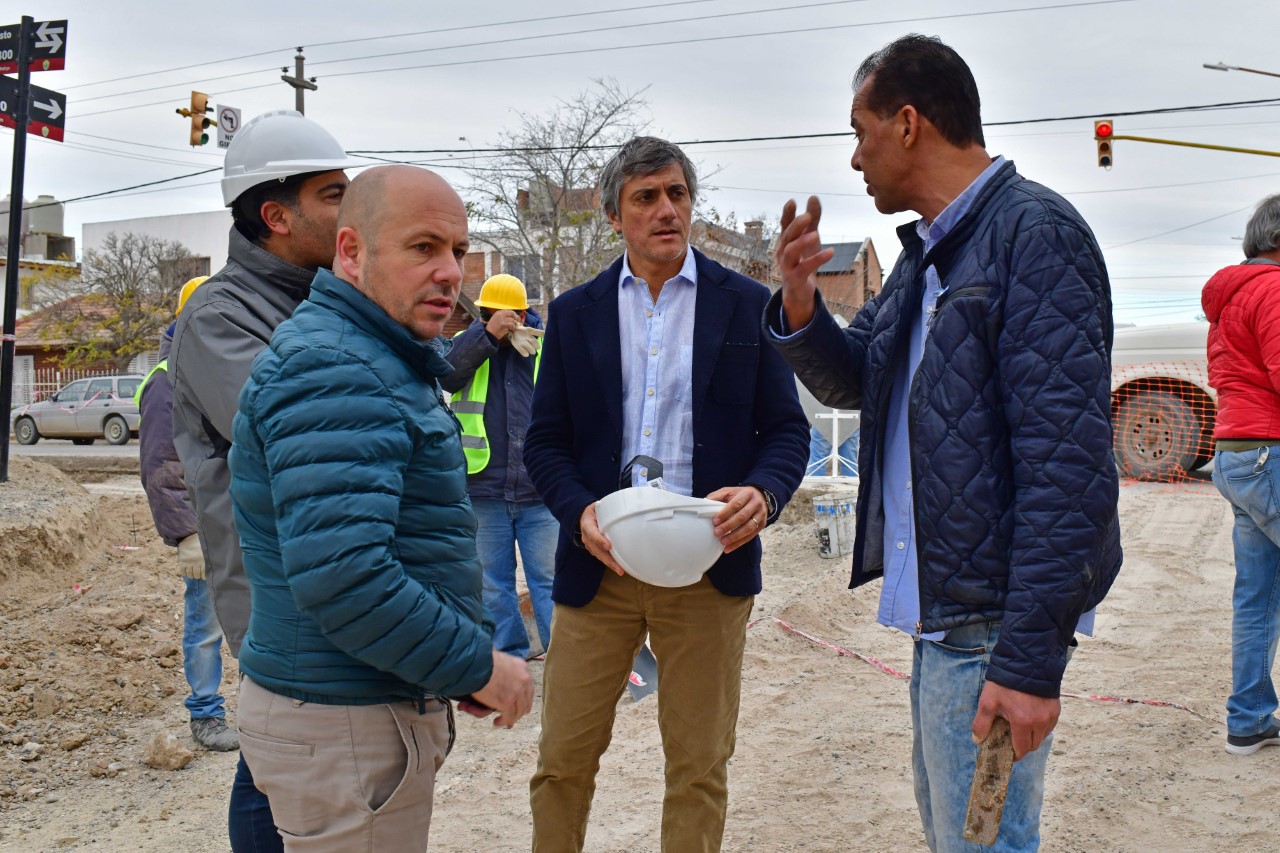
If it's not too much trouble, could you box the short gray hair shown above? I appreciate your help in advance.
[1244,193,1280,259]
[600,136,697,219]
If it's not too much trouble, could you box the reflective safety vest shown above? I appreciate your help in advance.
[133,359,168,413]
[450,334,541,475]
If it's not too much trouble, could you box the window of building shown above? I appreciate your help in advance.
[504,254,544,305]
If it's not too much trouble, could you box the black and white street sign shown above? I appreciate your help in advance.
[217,104,241,150]
[0,19,66,74]
[0,75,66,141]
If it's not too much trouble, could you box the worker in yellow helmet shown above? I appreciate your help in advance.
[136,275,240,755]
[441,273,552,660]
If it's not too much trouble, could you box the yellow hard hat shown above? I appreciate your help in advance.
[177,276,209,315]
[475,274,528,311]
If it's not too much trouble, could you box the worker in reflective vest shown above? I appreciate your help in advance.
[442,274,554,660]
[135,276,240,754]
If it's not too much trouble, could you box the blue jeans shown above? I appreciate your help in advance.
[910,622,1052,852]
[183,577,225,720]
[1213,447,1280,737]
[471,498,557,658]
[806,426,859,476]
[229,752,282,853]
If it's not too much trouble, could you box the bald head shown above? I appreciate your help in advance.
[332,165,469,340]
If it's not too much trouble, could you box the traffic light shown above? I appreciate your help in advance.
[176,91,215,146]
[1094,119,1114,169]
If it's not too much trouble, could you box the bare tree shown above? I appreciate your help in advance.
[463,79,648,300]
[38,232,195,371]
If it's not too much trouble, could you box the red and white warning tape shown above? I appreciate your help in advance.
[751,614,1225,725]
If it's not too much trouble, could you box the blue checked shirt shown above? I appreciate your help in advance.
[618,249,698,496]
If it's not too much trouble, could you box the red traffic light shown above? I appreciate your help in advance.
[1094,120,1113,138]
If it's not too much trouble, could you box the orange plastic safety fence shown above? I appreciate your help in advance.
[1111,360,1215,484]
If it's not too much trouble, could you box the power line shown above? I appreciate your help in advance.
[60,0,730,91]
[321,1,1137,83]
[71,0,877,105]
[1104,204,1254,250]
[71,0,1134,119]
[17,169,223,210]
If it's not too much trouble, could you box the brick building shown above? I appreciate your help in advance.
[815,239,883,320]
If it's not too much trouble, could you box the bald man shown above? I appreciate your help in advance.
[227,166,534,852]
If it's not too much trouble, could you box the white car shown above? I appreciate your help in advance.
[1110,321,1213,480]
[11,375,144,446]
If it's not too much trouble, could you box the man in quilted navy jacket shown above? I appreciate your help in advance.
[229,166,534,851]
[765,35,1122,851]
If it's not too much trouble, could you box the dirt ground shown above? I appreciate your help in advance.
[0,455,1274,852]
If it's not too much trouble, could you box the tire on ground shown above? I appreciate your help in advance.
[14,417,40,445]
[103,415,130,446]
[1114,390,1201,481]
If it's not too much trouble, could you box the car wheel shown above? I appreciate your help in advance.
[14,417,40,445]
[1115,390,1200,481]
[71,438,95,446]
[104,415,130,445]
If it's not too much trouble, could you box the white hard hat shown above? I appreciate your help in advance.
[595,487,725,587]
[220,110,364,207]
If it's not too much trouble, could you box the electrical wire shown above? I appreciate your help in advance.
[59,0,731,91]
[71,0,1135,119]
[71,0,878,104]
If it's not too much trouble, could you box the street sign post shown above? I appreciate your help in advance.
[0,19,65,74]
[2,14,69,482]
[0,75,65,141]
[216,104,241,149]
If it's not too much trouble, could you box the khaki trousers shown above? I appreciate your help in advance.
[238,676,453,852]
[529,572,753,853]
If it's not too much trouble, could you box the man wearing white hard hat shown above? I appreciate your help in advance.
[525,135,809,852]
[169,109,363,853]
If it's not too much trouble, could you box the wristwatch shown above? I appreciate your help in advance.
[745,484,778,526]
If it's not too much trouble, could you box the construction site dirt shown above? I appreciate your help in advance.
[0,455,1273,851]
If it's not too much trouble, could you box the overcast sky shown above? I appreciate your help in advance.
[3,0,1277,325]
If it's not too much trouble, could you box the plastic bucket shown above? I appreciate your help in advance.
[812,494,856,559]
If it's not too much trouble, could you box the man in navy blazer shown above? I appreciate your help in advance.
[524,136,808,852]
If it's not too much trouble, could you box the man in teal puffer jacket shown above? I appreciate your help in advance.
[228,165,534,852]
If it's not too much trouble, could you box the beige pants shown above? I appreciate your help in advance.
[529,572,754,853]
[238,676,453,852]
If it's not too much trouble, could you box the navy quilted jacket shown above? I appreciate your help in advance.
[229,269,494,705]
[766,161,1122,698]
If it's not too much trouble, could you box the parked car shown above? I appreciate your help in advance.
[1110,321,1213,480]
[11,375,144,446]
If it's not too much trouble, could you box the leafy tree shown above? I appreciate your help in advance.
[463,79,647,300]
[37,232,196,371]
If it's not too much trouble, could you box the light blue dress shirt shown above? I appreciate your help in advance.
[878,155,1094,640]
[618,248,698,496]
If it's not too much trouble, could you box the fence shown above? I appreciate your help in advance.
[14,366,120,408]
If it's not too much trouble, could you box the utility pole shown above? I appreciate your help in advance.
[281,47,317,114]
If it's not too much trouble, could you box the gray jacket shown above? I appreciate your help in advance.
[170,226,313,656]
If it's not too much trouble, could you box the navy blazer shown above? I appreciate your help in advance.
[524,248,809,607]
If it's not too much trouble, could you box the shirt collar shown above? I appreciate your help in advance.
[915,155,1006,249]
[619,246,698,289]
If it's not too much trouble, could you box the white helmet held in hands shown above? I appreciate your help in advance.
[594,487,725,587]
[220,110,364,207]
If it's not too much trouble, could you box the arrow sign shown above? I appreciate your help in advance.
[0,75,66,141]
[0,19,67,73]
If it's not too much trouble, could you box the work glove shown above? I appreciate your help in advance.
[509,326,544,358]
[177,533,205,580]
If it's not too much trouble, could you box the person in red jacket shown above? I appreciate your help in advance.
[1203,192,1280,756]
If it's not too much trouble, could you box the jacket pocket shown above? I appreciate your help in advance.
[709,342,758,406]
